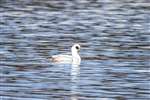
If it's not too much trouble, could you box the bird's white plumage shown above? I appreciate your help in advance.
[51,44,81,65]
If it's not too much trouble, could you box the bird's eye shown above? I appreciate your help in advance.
[76,46,79,50]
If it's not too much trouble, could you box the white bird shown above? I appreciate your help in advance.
[51,44,81,65]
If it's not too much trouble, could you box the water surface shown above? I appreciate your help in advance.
[0,0,150,100]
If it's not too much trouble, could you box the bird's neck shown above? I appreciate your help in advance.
[72,50,81,65]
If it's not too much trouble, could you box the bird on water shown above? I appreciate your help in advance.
[51,43,81,65]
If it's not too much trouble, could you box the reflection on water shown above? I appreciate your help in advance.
[71,65,80,100]
[1,0,150,100]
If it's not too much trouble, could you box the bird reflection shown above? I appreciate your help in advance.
[70,65,80,100]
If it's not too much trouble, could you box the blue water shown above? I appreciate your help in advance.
[0,0,150,100]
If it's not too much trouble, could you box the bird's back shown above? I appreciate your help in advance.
[51,53,73,63]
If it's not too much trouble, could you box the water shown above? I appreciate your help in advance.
[0,0,150,100]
